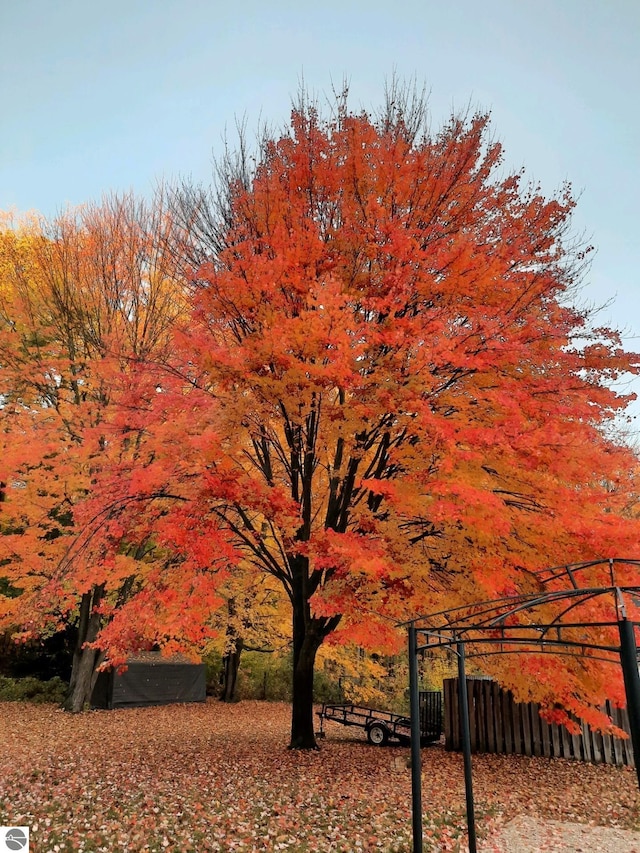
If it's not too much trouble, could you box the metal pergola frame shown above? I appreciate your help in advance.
[406,558,640,853]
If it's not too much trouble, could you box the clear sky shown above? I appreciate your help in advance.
[1,0,639,420]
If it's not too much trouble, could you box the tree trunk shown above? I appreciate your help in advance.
[220,637,244,702]
[63,584,104,712]
[288,554,341,749]
[290,626,322,749]
[65,644,101,712]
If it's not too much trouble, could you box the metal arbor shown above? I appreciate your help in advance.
[406,558,640,853]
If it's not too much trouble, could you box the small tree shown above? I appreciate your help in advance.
[0,195,186,710]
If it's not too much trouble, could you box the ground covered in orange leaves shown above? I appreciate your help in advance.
[1,699,639,852]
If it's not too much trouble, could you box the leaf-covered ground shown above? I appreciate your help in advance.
[1,699,639,852]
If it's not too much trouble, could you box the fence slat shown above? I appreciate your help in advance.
[482,680,490,752]
[477,680,487,752]
[512,701,521,752]
[608,702,624,767]
[581,720,592,763]
[619,708,635,768]
[468,680,478,751]
[601,731,614,765]
[482,681,496,752]
[560,721,573,759]
[502,687,513,754]
[521,700,532,757]
[541,714,551,759]
[489,681,506,753]
[530,703,543,757]
[444,678,457,750]
[571,727,583,762]
[443,678,451,748]
[475,680,484,752]
[591,729,603,764]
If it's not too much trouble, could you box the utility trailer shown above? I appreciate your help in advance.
[318,690,442,746]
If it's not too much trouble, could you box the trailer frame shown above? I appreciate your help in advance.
[317,690,442,746]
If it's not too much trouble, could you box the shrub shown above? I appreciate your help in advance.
[236,651,292,701]
[0,675,67,704]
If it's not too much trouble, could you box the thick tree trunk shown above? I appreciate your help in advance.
[290,627,322,749]
[65,644,101,712]
[63,584,104,712]
[288,554,341,749]
[220,637,244,702]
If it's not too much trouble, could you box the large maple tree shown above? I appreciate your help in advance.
[86,93,639,748]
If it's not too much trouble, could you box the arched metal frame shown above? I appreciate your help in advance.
[405,559,640,853]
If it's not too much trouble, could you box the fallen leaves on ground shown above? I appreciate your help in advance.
[1,700,638,852]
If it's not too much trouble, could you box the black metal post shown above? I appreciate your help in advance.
[618,618,640,791]
[457,641,477,853]
[409,625,423,853]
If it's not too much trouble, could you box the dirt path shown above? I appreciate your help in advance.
[490,815,640,852]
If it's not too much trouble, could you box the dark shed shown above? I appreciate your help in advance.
[91,653,206,709]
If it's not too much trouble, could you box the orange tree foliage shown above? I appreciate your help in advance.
[82,97,640,748]
[0,198,194,708]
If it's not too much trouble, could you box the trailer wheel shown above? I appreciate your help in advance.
[367,722,389,746]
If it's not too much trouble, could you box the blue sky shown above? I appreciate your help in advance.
[1,0,639,420]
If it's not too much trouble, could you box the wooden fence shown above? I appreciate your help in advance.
[443,677,634,768]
